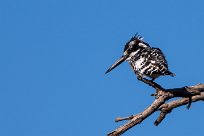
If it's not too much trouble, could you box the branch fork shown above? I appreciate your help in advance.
[107,79,204,136]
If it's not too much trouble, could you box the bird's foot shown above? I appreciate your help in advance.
[151,78,155,82]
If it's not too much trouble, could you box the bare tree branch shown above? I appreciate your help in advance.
[107,82,204,136]
[155,92,204,126]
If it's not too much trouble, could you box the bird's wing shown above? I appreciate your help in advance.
[147,47,169,75]
[149,47,168,67]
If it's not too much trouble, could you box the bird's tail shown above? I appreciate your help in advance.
[164,70,176,77]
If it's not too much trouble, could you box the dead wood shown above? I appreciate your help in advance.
[107,81,204,136]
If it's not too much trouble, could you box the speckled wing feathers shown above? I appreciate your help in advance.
[128,47,174,80]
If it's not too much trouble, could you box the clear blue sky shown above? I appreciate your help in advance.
[0,0,204,136]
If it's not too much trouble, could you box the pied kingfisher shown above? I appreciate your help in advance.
[105,33,175,81]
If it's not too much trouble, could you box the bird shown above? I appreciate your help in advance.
[105,33,175,81]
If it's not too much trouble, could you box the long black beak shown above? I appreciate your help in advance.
[105,55,128,74]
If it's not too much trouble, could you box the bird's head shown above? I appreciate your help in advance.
[105,33,150,74]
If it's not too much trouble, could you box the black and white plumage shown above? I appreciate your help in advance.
[105,33,175,81]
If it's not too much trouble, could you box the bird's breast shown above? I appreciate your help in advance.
[128,56,146,74]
